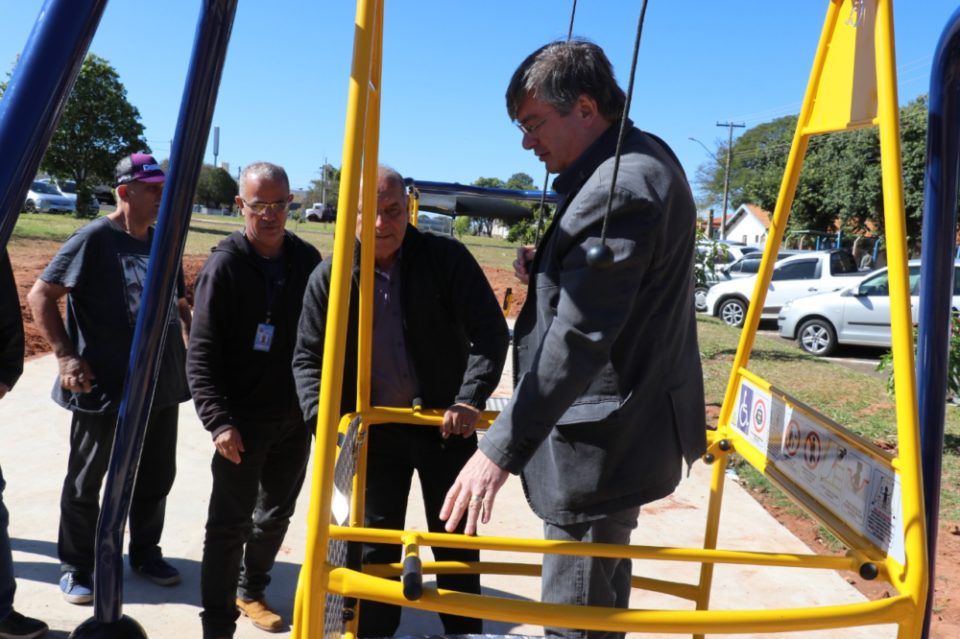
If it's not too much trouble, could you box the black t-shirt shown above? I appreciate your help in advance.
[41,217,190,414]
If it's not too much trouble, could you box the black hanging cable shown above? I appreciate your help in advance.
[532,0,580,249]
[587,0,649,269]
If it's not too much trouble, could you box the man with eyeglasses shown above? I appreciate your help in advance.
[293,165,509,637]
[441,41,707,639]
[187,162,321,639]
[28,153,192,604]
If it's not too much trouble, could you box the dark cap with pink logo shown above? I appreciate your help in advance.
[115,153,165,185]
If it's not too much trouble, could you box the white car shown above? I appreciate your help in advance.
[24,180,74,213]
[693,241,761,312]
[778,261,958,356]
[705,250,862,327]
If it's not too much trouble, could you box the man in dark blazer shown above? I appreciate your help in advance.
[441,40,707,639]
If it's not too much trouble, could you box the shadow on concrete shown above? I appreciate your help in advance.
[396,583,537,636]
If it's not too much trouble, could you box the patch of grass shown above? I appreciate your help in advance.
[699,314,960,522]
[13,212,89,241]
[459,236,518,271]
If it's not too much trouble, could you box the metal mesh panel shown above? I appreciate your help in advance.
[323,416,362,639]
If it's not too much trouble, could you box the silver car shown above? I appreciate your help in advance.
[777,261,958,356]
[25,180,74,213]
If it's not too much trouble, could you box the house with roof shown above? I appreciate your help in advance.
[725,204,771,245]
[696,211,733,240]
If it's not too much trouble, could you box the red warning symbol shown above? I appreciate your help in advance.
[804,432,822,470]
[752,398,767,434]
[784,420,801,456]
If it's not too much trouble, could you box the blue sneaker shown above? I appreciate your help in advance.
[59,571,93,605]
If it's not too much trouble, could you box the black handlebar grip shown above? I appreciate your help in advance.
[401,555,423,600]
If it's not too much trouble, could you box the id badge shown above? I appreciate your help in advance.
[253,323,275,352]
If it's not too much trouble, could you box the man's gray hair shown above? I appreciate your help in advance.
[378,164,406,195]
[506,39,626,123]
[239,162,289,196]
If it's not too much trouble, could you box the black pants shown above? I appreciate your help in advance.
[357,423,482,638]
[58,405,179,573]
[200,419,310,639]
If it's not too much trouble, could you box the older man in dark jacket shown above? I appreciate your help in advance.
[441,41,707,639]
[293,166,509,638]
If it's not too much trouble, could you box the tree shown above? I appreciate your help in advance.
[302,163,340,208]
[2,54,148,217]
[196,164,238,209]
[471,176,505,236]
[694,96,930,244]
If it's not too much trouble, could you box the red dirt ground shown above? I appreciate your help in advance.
[9,242,956,636]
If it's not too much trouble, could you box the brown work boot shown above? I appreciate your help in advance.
[236,598,283,633]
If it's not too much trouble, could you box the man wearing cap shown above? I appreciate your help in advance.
[27,153,191,605]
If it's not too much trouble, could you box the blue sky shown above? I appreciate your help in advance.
[1,1,958,201]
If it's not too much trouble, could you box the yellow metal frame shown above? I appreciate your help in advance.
[293,1,928,637]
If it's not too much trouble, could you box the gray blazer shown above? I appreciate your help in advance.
[479,124,707,525]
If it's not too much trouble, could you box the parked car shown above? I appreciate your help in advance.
[693,241,763,312]
[777,260,955,356]
[705,249,861,327]
[305,202,336,222]
[722,250,798,279]
[94,185,116,205]
[24,180,74,213]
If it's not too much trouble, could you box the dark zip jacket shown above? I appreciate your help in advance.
[188,231,322,437]
[0,249,24,390]
[293,225,509,429]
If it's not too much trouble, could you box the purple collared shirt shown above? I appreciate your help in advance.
[371,256,420,407]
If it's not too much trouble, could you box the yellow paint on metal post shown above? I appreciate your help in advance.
[293,1,928,636]
[291,0,381,636]
[873,0,928,630]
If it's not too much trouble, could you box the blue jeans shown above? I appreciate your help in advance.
[0,465,14,621]
[541,506,641,639]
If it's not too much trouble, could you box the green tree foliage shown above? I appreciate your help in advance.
[196,164,238,209]
[452,215,472,238]
[1,54,148,218]
[471,172,553,243]
[694,96,929,244]
[303,163,340,208]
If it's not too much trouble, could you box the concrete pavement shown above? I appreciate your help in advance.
[0,354,896,638]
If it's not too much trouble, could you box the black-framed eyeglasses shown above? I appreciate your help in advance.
[241,199,289,215]
[514,115,548,136]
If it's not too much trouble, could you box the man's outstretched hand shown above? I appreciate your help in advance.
[440,449,509,536]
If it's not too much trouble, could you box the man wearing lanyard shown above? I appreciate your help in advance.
[187,162,321,639]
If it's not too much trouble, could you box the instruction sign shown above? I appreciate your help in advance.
[730,378,904,564]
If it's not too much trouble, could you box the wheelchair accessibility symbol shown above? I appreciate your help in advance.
[737,386,753,434]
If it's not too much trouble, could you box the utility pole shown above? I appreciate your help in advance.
[321,156,328,205]
[716,121,744,240]
[213,126,220,168]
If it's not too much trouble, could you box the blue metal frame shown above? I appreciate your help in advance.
[408,179,559,204]
[72,1,239,635]
[916,7,960,638]
[0,0,107,251]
